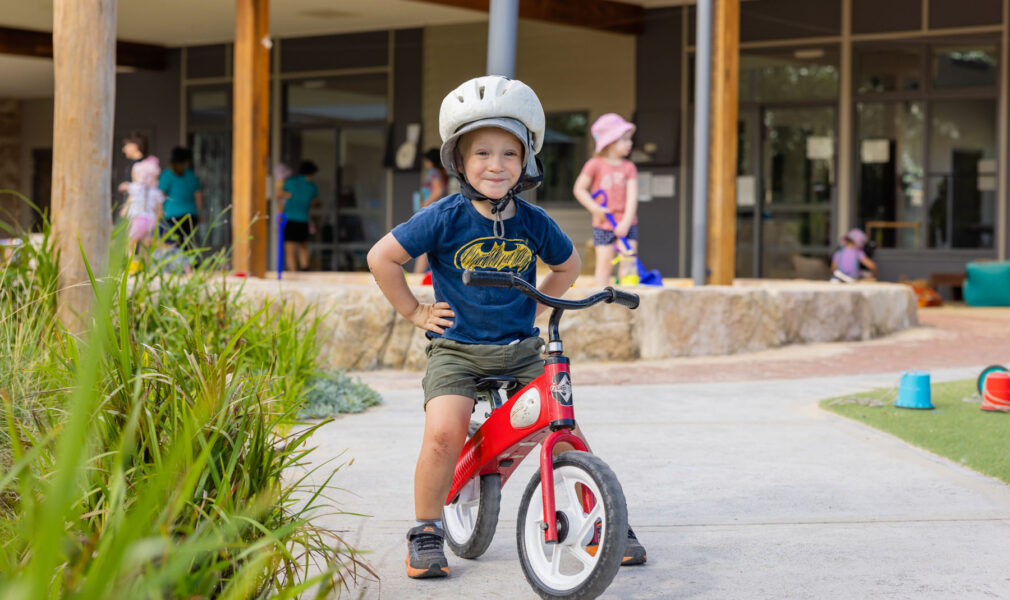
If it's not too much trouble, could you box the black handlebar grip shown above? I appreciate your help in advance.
[609,288,640,309]
[462,269,516,288]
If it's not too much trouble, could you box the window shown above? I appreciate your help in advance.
[856,102,925,249]
[927,99,997,249]
[283,74,387,124]
[854,40,998,250]
[931,45,998,89]
[537,112,588,203]
[739,47,839,103]
[855,46,922,94]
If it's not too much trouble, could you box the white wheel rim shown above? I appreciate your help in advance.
[444,476,480,543]
[521,465,604,591]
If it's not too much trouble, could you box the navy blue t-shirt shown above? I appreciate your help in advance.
[392,194,573,345]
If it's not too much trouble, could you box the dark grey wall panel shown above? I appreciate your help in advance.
[114,49,182,171]
[853,0,921,34]
[876,250,994,286]
[740,0,841,42]
[391,28,424,232]
[929,0,1002,29]
[186,44,228,79]
[635,7,682,277]
[281,31,389,73]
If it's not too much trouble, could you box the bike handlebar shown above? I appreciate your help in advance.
[462,269,640,310]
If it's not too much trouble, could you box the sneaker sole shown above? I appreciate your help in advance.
[405,555,450,579]
[585,544,647,566]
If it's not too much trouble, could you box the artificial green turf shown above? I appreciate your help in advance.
[820,379,1010,484]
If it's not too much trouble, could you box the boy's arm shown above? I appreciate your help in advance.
[367,232,455,333]
[572,173,608,218]
[536,248,581,316]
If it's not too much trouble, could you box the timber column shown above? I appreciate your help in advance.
[232,0,270,277]
[706,0,739,285]
[52,0,115,330]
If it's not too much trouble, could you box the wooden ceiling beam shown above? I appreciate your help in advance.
[0,25,168,70]
[408,0,644,34]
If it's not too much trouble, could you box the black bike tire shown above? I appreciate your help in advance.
[977,364,1008,395]
[443,473,501,559]
[516,451,628,600]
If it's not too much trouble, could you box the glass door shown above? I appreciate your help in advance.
[282,125,386,271]
[281,74,388,271]
[283,127,338,269]
[336,126,386,271]
[760,106,835,278]
[736,107,761,277]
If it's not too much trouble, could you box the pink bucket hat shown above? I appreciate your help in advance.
[843,228,868,249]
[590,113,635,154]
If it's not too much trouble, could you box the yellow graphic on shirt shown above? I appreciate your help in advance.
[454,236,533,272]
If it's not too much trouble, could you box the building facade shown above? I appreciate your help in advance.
[6,0,1009,283]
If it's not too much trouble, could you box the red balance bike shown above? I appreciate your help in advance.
[442,269,640,600]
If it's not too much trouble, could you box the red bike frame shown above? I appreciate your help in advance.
[447,269,638,544]
[445,355,587,543]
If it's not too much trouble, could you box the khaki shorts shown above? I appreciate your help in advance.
[422,336,545,407]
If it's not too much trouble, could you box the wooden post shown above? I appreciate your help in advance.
[232,0,270,277]
[706,0,740,285]
[51,0,116,331]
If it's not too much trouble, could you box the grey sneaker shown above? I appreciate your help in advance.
[622,527,647,566]
[405,523,449,579]
[586,525,648,566]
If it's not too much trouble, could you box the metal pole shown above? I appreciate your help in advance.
[487,0,518,77]
[691,0,712,286]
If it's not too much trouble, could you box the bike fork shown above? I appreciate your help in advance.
[538,430,588,543]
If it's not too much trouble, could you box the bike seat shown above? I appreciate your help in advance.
[475,376,519,393]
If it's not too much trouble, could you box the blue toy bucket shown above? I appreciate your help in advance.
[894,370,934,409]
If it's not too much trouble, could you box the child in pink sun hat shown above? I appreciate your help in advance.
[573,113,639,287]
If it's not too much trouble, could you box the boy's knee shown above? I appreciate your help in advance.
[425,424,466,459]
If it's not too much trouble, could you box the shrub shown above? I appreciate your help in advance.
[0,218,375,598]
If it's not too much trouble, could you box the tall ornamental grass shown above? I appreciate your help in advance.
[0,212,374,598]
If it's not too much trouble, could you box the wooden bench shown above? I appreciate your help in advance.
[929,272,966,301]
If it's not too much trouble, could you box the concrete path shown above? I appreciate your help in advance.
[303,365,1010,599]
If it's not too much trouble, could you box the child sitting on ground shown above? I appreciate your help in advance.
[367,76,646,580]
[831,228,877,283]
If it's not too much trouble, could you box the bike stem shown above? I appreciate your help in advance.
[539,429,588,543]
[546,307,564,353]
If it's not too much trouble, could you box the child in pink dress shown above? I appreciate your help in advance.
[122,155,164,248]
[573,113,639,287]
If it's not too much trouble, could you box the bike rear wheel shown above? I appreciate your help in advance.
[516,451,627,600]
[977,364,1008,395]
[443,473,501,559]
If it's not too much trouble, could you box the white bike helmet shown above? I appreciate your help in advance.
[438,76,545,196]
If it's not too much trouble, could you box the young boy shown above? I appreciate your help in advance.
[367,76,646,580]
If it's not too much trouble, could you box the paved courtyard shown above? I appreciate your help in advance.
[303,306,1010,599]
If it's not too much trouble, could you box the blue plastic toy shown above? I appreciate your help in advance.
[590,189,662,286]
[894,370,934,409]
[277,213,286,280]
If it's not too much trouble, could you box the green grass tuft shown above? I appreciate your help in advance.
[821,379,1010,484]
[0,206,378,597]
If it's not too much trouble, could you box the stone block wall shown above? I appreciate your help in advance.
[231,277,918,371]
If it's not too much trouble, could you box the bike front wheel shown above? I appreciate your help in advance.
[443,473,501,559]
[516,451,627,600]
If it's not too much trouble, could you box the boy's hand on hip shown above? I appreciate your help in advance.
[410,301,454,334]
